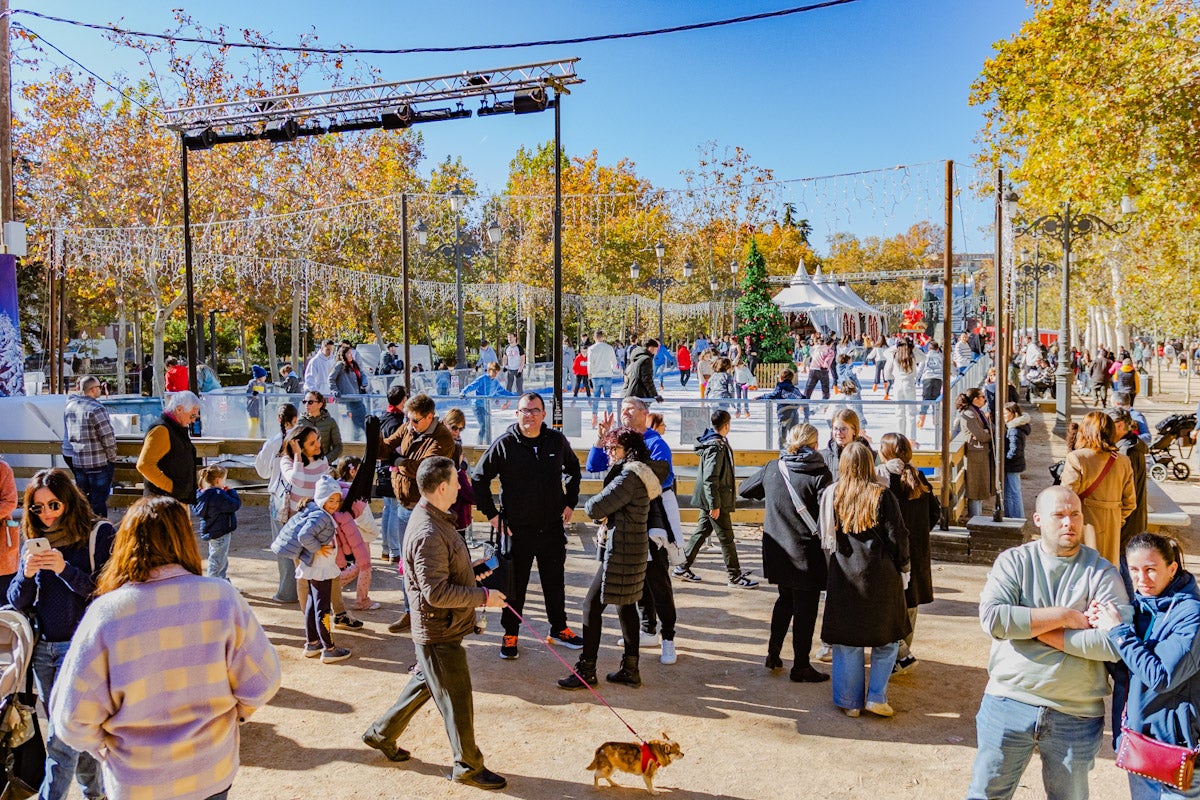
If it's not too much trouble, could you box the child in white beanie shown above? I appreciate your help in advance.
[270,474,352,663]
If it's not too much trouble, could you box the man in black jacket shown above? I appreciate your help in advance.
[622,339,662,402]
[471,392,584,659]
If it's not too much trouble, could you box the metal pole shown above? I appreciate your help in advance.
[180,136,199,396]
[455,211,465,368]
[46,233,56,394]
[939,160,953,529]
[993,167,1008,521]
[57,262,65,393]
[551,91,564,427]
[402,193,411,391]
[1055,203,1073,430]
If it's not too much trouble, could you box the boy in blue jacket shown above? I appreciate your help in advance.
[193,466,241,582]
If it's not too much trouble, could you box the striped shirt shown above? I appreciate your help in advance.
[64,393,118,470]
[280,455,330,507]
[50,566,281,800]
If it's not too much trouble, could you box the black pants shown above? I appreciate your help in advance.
[501,529,568,637]
[366,639,484,779]
[803,367,831,400]
[637,544,677,640]
[581,564,641,663]
[305,578,334,648]
[572,375,591,397]
[679,368,691,387]
[768,586,821,666]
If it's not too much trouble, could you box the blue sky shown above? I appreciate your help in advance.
[16,1,1031,250]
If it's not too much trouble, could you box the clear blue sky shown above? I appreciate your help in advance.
[16,1,1031,250]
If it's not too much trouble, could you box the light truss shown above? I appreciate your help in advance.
[161,59,582,141]
[766,266,978,285]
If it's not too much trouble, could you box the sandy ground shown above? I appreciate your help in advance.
[74,364,1200,799]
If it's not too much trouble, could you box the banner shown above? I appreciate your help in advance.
[0,255,24,397]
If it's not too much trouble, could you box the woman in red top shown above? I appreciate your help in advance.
[676,343,693,387]
[572,351,591,397]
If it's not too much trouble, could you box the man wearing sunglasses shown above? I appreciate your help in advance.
[63,375,118,517]
[135,391,200,503]
[471,392,583,660]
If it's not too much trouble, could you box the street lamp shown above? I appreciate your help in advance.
[449,188,468,367]
[1017,238,1055,343]
[1009,191,1134,429]
[629,243,690,344]
[487,218,502,345]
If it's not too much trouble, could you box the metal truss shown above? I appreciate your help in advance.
[766,265,980,285]
[161,58,583,134]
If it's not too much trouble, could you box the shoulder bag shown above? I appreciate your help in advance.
[1078,454,1117,500]
[1116,653,1199,790]
[775,460,819,537]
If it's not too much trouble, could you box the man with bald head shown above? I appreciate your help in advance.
[965,486,1131,800]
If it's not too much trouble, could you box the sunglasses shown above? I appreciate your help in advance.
[448,424,465,432]
[303,399,321,405]
[30,500,63,515]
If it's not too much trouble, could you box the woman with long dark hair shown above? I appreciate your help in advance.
[255,402,299,602]
[559,427,662,691]
[300,390,343,462]
[50,496,280,800]
[8,468,115,800]
[956,388,994,518]
[876,432,939,673]
[330,344,369,438]
[1092,533,1200,800]
[819,442,910,717]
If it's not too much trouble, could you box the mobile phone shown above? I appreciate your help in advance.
[473,554,500,576]
[25,537,50,555]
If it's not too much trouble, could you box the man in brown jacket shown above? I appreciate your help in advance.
[362,457,508,790]
[383,393,456,632]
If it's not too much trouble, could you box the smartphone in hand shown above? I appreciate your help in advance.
[25,537,51,555]
[473,554,500,576]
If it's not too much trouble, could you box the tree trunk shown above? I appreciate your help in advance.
[264,307,281,382]
[291,290,302,372]
[115,302,127,395]
[370,306,384,352]
[132,310,143,393]
[239,323,249,372]
[151,292,187,397]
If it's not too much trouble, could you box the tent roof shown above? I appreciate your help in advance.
[772,260,842,311]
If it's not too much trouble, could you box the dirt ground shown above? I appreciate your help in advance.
[86,367,1200,799]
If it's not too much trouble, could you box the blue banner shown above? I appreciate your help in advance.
[0,254,25,396]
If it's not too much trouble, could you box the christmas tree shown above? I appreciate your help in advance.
[734,238,793,363]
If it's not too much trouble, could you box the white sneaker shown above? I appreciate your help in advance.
[660,639,677,665]
[617,631,662,648]
[815,643,833,663]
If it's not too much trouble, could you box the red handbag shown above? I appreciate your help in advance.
[1115,726,1199,790]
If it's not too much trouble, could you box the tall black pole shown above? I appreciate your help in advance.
[455,210,465,368]
[1055,202,1073,430]
[402,193,411,391]
[180,136,199,396]
[552,91,563,427]
[993,166,1008,522]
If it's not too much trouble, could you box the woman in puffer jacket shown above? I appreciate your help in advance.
[559,427,662,691]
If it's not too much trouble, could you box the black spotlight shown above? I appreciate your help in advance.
[512,87,548,114]
[381,105,415,129]
[264,118,299,143]
[183,126,216,151]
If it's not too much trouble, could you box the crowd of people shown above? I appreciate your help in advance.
[11,317,1200,799]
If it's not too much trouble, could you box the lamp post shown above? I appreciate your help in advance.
[1007,191,1134,429]
[1018,242,1056,343]
[487,218,502,346]
[449,188,468,367]
[709,276,740,338]
[629,241,691,344]
[729,259,739,335]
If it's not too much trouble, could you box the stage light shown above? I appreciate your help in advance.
[381,105,415,129]
[513,88,548,114]
[182,127,216,151]
[265,118,299,143]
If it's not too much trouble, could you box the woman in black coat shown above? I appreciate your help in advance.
[875,433,939,675]
[819,441,910,718]
[739,423,832,682]
[559,427,662,691]
[820,408,874,480]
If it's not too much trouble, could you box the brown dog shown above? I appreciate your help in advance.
[586,734,684,794]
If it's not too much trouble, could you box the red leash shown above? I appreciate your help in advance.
[503,602,656,768]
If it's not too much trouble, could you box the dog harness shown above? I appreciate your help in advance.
[640,742,659,772]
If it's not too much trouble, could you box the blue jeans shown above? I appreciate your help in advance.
[206,534,231,580]
[1129,769,1200,799]
[831,642,898,710]
[32,640,105,800]
[394,504,414,611]
[72,463,114,518]
[382,497,403,558]
[966,694,1103,800]
[1003,472,1024,519]
[473,401,491,444]
[590,377,614,415]
[269,497,297,602]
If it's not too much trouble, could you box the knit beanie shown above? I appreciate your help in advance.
[252,365,268,379]
[313,475,342,508]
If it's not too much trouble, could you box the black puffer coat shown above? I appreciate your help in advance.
[584,459,662,606]
[738,447,832,590]
[622,345,657,399]
[821,490,911,647]
[877,462,939,607]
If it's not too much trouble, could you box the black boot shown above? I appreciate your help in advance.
[557,659,598,690]
[606,655,642,687]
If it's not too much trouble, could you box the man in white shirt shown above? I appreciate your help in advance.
[502,332,525,393]
[303,340,337,394]
[586,329,618,427]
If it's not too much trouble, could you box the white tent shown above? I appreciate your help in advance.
[772,261,886,340]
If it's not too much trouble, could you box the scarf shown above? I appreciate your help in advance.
[44,520,85,550]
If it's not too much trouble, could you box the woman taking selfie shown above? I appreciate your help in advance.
[8,468,115,800]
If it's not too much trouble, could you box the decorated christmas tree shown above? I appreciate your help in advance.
[734,239,793,363]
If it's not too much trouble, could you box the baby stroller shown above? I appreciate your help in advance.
[1148,413,1196,482]
[0,606,43,798]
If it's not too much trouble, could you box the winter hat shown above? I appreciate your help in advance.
[252,365,268,379]
[313,475,342,509]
